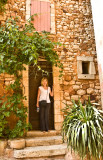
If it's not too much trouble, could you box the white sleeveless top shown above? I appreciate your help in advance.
[39,86,51,103]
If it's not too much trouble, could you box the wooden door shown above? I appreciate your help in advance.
[29,61,54,130]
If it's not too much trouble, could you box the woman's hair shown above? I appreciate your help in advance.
[41,77,48,87]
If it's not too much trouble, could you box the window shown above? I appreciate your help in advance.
[77,56,96,79]
[31,0,50,32]
[30,0,55,33]
[82,61,90,74]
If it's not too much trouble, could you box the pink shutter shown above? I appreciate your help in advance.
[31,0,51,32]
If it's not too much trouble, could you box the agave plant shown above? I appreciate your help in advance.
[62,99,103,160]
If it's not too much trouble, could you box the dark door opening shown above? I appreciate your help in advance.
[29,61,54,130]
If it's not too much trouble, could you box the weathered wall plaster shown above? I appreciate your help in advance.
[91,0,103,109]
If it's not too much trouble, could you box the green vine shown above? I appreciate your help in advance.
[0,0,8,13]
[0,18,63,138]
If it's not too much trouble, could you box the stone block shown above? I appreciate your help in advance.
[67,101,73,105]
[90,83,94,88]
[60,91,64,100]
[53,77,61,86]
[26,14,30,20]
[68,86,76,96]
[23,99,29,107]
[64,81,69,85]
[14,143,67,158]
[77,61,82,74]
[61,100,67,109]
[95,86,100,89]
[54,114,64,123]
[64,92,69,97]
[53,66,60,77]
[73,85,80,90]
[65,148,81,160]
[77,56,93,62]
[55,122,63,131]
[22,70,28,78]
[78,74,95,79]
[82,95,89,101]
[76,82,81,85]
[90,62,96,74]
[69,80,75,85]
[77,89,86,95]
[54,92,61,101]
[64,75,72,81]
[25,136,63,147]
[54,107,62,115]
[23,86,29,97]
[64,96,70,101]
[5,148,13,158]
[87,88,94,94]
[22,77,29,87]
[71,95,79,101]
[82,84,90,89]
[0,140,7,156]
[8,139,25,149]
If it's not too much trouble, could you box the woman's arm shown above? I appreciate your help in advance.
[50,86,54,97]
[36,88,41,107]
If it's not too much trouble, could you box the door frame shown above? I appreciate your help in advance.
[22,64,64,131]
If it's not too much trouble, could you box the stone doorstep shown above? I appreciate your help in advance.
[13,143,67,159]
[17,159,65,160]
[26,130,61,138]
[25,136,63,147]
[0,158,64,160]
[8,139,25,149]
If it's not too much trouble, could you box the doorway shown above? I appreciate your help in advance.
[29,60,54,130]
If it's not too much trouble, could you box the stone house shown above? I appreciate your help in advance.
[0,0,101,132]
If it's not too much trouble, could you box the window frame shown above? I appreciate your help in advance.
[26,0,56,34]
[77,56,96,79]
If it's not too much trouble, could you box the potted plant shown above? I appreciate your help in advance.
[62,99,103,160]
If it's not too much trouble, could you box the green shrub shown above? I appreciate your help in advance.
[62,99,103,160]
[0,0,8,13]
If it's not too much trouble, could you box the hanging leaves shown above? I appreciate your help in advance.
[0,17,63,138]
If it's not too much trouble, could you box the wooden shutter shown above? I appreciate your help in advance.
[31,0,51,32]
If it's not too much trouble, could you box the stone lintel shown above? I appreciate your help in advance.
[78,74,95,79]
[77,56,93,61]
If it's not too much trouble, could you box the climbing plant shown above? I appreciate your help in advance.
[0,0,8,13]
[0,18,63,138]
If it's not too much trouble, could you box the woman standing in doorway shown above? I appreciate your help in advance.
[36,77,53,132]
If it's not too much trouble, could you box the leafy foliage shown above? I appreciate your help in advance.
[0,18,63,138]
[0,18,63,75]
[0,0,8,13]
[0,76,32,139]
[62,99,103,160]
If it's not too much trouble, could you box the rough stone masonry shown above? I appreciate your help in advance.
[0,0,101,130]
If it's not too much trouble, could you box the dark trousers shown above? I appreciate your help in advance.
[39,102,50,131]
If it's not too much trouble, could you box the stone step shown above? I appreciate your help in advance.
[13,143,67,159]
[26,136,63,147]
[26,130,61,137]
[0,157,65,160]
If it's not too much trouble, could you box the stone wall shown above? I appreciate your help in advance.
[0,0,101,131]
[0,0,26,90]
[0,0,26,26]
[53,0,101,129]
[0,0,27,128]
